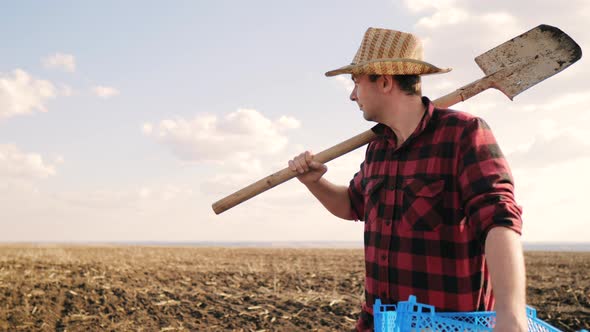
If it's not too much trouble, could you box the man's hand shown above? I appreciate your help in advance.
[288,151,328,185]
[287,151,352,220]
[493,315,528,332]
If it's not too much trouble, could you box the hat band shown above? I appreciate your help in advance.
[352,58,438,68]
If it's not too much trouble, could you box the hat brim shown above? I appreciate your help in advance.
[325,58,451,77]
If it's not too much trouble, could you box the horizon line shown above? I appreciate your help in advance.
[1,240,589,251]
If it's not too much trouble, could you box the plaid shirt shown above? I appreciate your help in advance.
[348,97,523,330]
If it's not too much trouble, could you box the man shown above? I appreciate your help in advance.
[288,28,527,331]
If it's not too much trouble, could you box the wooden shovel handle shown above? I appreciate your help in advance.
[211,130,377,214]
[212,78,492,214]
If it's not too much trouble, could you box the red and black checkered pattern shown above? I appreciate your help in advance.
[348,97,522,331]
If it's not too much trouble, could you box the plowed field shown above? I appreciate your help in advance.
[0,246,588,331]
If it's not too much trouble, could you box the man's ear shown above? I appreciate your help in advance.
[382,75,396,93]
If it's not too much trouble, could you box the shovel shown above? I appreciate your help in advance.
[212,24,582,215]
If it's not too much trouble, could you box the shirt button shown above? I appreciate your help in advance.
[385,221,391,226]
[381,291,387,298]
[381,254,386,261]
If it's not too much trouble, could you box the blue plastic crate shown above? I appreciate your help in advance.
[373,295,562,332]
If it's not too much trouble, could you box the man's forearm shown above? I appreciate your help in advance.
[485,227,528,331]
[305,178,354,220]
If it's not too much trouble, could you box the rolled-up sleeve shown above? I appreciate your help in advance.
[348,161,366,221]
[458,117,523,243]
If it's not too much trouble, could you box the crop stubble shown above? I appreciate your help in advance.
[0,246,587,331]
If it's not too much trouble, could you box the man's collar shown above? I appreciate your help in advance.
[371,96,435,141]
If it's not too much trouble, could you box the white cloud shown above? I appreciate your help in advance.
[0,144,57,180]
[92,86,120,98]
[0,173,364,243]
[0,180,202,242]
[42,53,76,72]
[416,7,469,28]
[201,173,258,196]
[143,108,300,163]
[54,184,194,211]
[277,116,301,130]
[334,75,354,93]
[519,91,590,113]
[403,0,515,30]
[142,123,153,135]
[512,158,590,242]
[506,115,590,169]
[508,132,590,169]
[54,155,65,164]
[0,69,57,120]
[60,84,74,97]
[403,0,457,13]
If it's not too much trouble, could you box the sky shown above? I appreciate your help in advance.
[1,1,589,243]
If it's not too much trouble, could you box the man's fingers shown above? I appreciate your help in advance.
[309,161,327,172]
[289,159,303,173]
[293,156,307,173]
[288,151,327,184]
[298,152,310,172]
[305,151,313,164]
[289,151,319,174]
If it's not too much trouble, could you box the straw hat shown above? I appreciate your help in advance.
[325,28,451,77]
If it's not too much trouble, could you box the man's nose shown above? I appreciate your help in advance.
[350,87,357,101]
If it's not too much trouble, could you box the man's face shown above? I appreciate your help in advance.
[350,74,383,122]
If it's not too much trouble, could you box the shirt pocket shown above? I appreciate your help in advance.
[361,177,384,223]
[401,177,445,232]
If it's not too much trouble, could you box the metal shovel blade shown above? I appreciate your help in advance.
[475,24,582,99]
